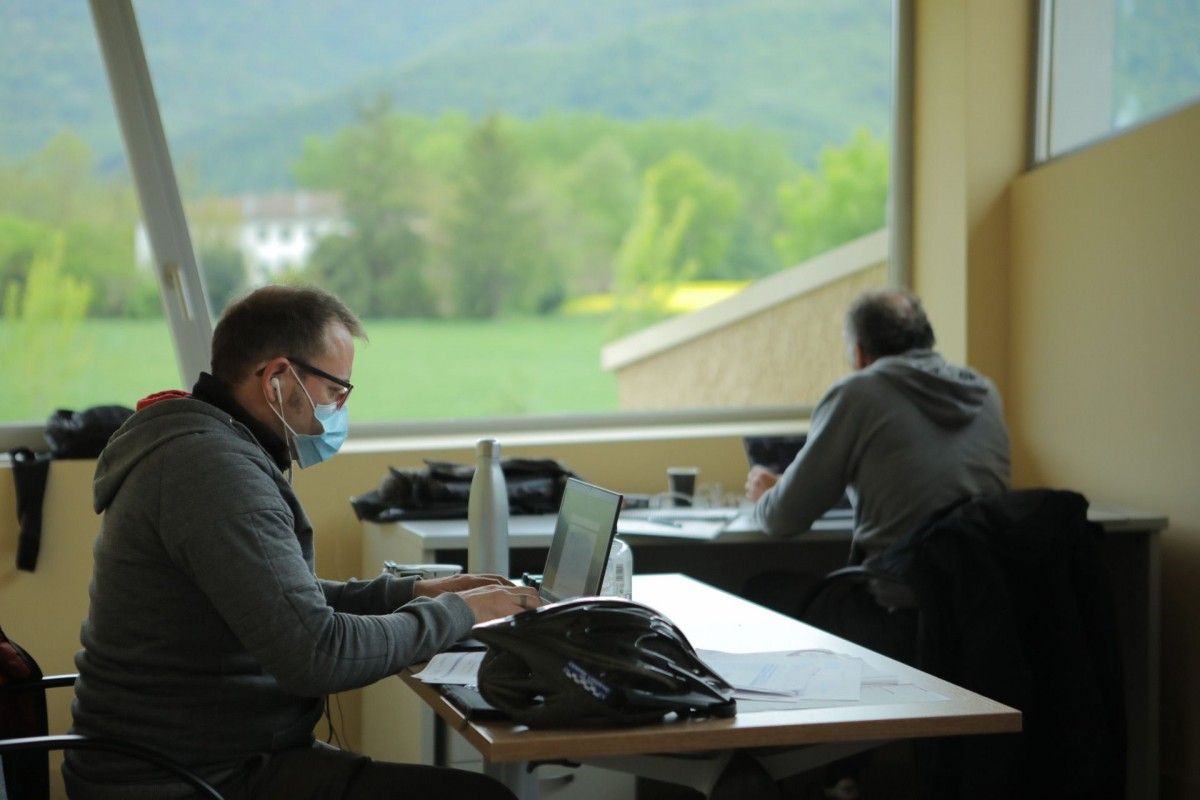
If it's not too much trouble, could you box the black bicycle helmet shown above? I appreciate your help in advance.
[473,597,737,728]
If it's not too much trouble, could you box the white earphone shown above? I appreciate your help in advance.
[271,376,281,403]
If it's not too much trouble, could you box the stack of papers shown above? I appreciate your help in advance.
[697,649,950,712]
[413,651,485,685]
[697,649,870,702]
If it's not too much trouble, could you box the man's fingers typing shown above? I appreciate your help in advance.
[414,572,514,597]
[458,585,542,623]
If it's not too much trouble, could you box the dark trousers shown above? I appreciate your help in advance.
[216,741,516,800]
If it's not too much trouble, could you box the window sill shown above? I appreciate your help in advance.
[2,405,813,464]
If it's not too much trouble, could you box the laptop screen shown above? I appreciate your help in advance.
[742,435,807,474]
[538,478,622,603]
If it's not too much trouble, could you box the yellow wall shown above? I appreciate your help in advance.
[0,460,100,759]
[912,3,1200,794]
[1009,100,1200,798]
[614,264,886,410]
[913,0,1032,398]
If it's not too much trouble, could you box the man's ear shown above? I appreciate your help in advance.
[852,344,872,371]
[260,357,290,403]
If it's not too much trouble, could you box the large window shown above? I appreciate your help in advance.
[1036,0,1200,161]
[0,0,177,425]
[2,0,893,426]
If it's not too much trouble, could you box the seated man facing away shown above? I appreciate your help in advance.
[745,290,1011,657]
[66,285,534,800]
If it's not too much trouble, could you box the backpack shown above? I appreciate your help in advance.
[0,623,51,799]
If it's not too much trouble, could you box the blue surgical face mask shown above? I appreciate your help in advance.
[271,366,349,468]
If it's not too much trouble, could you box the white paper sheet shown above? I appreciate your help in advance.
[412,651,485,685]
[697,649,864,701]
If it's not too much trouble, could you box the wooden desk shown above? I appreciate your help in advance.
[402,574,1020,798]
[363,507,1165,799]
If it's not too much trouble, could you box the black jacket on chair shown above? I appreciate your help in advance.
[873,489,1126,800]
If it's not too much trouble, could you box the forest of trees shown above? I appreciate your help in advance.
[0,108,890,334]
[299,105,888,329]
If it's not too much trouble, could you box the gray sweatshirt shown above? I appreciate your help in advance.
[754,350,1011,556]
[65,397,474,794]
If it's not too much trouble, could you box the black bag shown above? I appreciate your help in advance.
[0,622,50,798]
[7,405,133,571]
[44,405,133,459]
[351,458,577,522]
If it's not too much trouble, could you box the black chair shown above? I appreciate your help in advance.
[0,625,223,800]
[794,489,1126,800]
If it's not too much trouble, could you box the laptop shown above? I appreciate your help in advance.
[742,434,852,513]
[446,478,621,652]
[742,434,808,474]
[533,478,623,602]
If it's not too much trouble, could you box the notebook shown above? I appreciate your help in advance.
[742,434,808,473]
[742,434,852,513]
[446,478,622,652]
[533,477,623,603]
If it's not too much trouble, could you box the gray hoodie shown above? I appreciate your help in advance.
[65,397,474,795]
[754,350,1011,556]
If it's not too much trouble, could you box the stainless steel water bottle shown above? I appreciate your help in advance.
[467,438,509,577]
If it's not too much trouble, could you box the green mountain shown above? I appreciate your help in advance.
[1,0,892,193]
[1,0,498,153]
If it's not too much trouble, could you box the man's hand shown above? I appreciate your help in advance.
[457,584,542,623]
[413,573,512,598]
[745,466,779,502]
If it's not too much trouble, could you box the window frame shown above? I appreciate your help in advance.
[1,0,912,452]
[1033,0,1200,166]
[1033,0,1118,164]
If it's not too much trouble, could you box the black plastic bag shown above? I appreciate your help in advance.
[351,457,577,522]
[44,405,133,459]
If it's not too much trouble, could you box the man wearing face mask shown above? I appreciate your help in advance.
[65,285,531,800]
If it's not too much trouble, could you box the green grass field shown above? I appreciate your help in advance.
[0,316,619,423]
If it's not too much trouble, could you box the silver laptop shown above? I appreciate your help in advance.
[536,478,623,603]
[449,479,621,651]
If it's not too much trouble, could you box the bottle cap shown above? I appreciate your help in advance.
[476,438,500,457]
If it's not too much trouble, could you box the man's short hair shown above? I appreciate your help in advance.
[845,290,935,360]
[211,285,366,384]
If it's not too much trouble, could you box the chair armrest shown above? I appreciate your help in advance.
[799,564,917,616]
[0,674,77,693]
[40,674,77,689]
[824,564,905,585]
[823,565,871,582]
[0,734,224,800]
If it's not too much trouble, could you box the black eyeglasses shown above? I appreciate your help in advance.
[288,357,353,409]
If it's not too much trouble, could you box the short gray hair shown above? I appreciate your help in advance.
[211,285,366,384]
[844,290,935,360]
